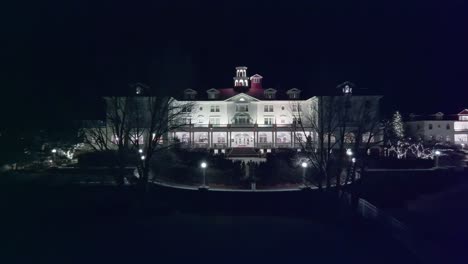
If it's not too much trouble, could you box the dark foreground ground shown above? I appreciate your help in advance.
[0,173,419,264]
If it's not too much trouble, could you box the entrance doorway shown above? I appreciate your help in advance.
[232,133,254,147]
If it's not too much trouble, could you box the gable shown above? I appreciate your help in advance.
[224,93,259,102]
[264,88,277,93]
[286,88,301,94]
[206,88,220,94]
[250,74,263,79]
[184,88,197,94]
[458,109,468,115]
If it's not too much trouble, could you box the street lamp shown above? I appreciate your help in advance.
[200,162,208,188]
[51,149,57,165]
[140,155,146,160]
[352,157,356,163]
[138,149,143,154]
[434,150,441,168]
[346,148,353,156]
[301,162,308,187]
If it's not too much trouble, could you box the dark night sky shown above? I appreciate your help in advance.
[1,0,467,126]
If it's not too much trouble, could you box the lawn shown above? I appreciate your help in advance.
[0,173,419,264]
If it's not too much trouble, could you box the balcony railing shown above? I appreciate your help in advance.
[257,143,273,148]
[193,143,209,148]
[276,143,292,148]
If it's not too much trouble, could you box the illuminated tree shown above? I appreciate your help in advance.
[391,111,405,142]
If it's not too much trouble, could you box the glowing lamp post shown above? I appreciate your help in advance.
[138,149,143,154]
[51,149,57,165]
[434,150,441,168]
[200,162,208,188]
[345,149,354,183]
[140,155,146,161]
[301,162,308,187]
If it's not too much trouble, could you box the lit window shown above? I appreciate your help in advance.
[264,105,274,112]
[264,117,274,125]
[209,117,220,125]
[289,93,299,99]
[236,105,249,112]
[292,104,302,112]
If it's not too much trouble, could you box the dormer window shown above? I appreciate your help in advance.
[133,83,148,95]
[286,88,301,99]
[435,112,444,120]
[343,85,352,94]
[183,89,197,100]
[337,81,355,95]
[136,87,143,95]
[458,109,468,120]
[206,88,220,100]
[264,88,277,99]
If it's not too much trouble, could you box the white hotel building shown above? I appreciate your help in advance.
[166,66,382,153]
[405,110,468,145]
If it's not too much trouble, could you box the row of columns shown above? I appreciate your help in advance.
[172,129,304,149]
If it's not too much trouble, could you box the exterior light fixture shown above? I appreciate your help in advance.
[138,149,143,153]
[346,149,353,156]
[51,149,57,153]
[301,161,308,187]
[200,161,208,188]
[141,155,146,160]
[352,157,356,163]
[434,150,441,168]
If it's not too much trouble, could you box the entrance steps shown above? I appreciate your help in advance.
[227,148,259,158]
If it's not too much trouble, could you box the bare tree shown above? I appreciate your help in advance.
[346,97,383,184]
[81,97,134,185]
[81,120,110,152]
[291,96,348,189]
[129,96,196,193]
[292,95,382,190]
